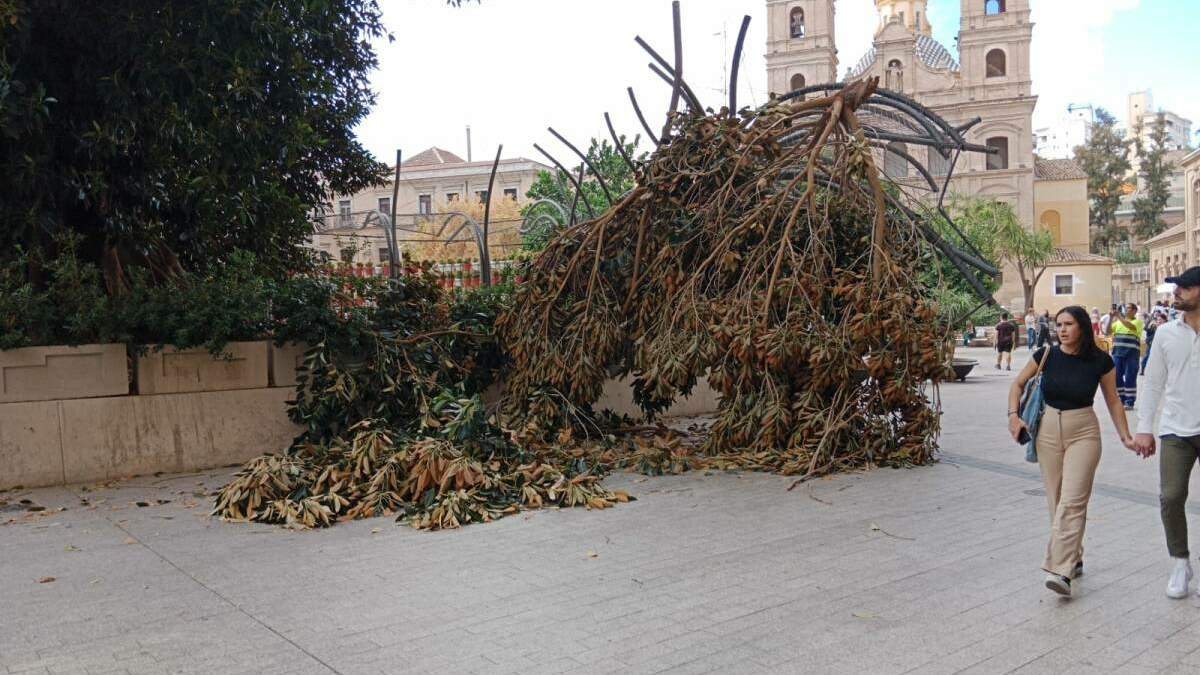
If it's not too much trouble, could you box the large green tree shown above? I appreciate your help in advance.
[521,136,643,250]
[1073,108,1131,253]
[0,1,389,292]
[1130,114,1175,239]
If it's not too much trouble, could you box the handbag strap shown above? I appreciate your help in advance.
[1033,346,1051,378]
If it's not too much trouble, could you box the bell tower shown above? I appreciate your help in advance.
[957,0,1032,94]
[765,0,837,97]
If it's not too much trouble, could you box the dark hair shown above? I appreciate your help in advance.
[1000,312,1009,320]
[1055,305,1102,360]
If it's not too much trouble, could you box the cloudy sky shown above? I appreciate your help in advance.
[354,0,1198,164]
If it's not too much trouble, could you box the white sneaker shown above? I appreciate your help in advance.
[1166,558,1193,599]
[1044,573,1071,596]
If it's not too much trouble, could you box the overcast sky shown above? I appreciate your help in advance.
[354,0,1199,165]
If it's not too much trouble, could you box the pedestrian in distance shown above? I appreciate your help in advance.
[1111,302,1144,410]
[1008,305,1136,597]
[1036,310,1054,348]
[1024,308,1037,351]
[994,312,1015,370]
[963,320,976,348]
[1141,312,1165,376]
[1132,266,1200,599]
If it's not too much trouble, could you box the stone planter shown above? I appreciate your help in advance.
[136,341,269,395]
[0,344,128,404]
[950,357,978,382]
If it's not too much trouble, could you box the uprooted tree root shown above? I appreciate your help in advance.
[499,78,951,481]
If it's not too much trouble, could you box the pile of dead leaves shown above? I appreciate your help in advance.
[212,273,630,530]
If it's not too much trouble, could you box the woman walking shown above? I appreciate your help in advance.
[1007,306,1136,597]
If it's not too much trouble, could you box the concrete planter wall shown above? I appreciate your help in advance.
[269,342,311,388]
[137,341,269,395]
[0,343,129,404]
[1,340,299,490]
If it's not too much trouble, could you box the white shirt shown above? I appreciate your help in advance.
[1024,313,1036,330]
[1137,317,1200,437]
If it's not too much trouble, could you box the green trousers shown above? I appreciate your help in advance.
[1160,434,1200,558]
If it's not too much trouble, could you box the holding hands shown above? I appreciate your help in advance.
[1131,432,1157,458]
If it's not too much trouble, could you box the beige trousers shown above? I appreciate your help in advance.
[1036,404,1103,577]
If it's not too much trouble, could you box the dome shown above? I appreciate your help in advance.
[913,34,959,71]
[845,35,959,80]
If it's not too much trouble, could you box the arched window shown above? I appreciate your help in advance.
[884,142,908,178]
[1040,210,1062,245]
[985,0,1005,15]
[985,136,1009,170]
[885,59,904,91]
[986,49,1006,77]
[928,147,949,176]
[790,7,805,38]
[790,73,806,93]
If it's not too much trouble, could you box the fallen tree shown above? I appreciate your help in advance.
[499,77,952,479]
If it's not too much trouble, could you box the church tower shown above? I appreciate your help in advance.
[957,0,1033,97]
[942,0,1036,225]
[765,0,837,96]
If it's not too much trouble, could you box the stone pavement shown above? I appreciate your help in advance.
[4,346,1200,675]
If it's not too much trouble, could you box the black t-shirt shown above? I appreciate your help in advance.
[995,321,1015,345]
[1032,346,1115,411]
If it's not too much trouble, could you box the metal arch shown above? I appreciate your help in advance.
[435,211,492,287]
[360,209,399,271]
[519,199,571,235]
[766,81,1003,300]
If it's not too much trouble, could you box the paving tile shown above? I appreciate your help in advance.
[6,349,1200,674]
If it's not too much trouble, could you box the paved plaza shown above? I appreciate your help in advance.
[4,346,1200,675]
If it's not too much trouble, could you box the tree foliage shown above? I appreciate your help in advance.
[0,0,389,291]
[918,199,1002,325]
[952,197,1053,315]
[1073,108,1131,252]
[1130,114,1175,239]
[521,136,643,251]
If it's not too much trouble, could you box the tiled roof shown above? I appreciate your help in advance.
[1143,222,1187,246]
[846,35,960,80]
[1047,247,1112,264]
[402,147,466,167]
[1034,158,1088,181]
[913,35,959,72]
[847,47,877,79]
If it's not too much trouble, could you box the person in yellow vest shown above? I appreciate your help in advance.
[1110,302,1144,410]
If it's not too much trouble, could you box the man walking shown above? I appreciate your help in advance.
[1110,302,1143,409]
[1024,308,1037,351]
[1133,266,1200,599]
[994,312,1015,370]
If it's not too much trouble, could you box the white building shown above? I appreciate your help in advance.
[1127,90,1194,175]
[1034,105,1093,160]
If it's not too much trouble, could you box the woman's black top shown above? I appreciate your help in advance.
[1032,346,1114,411]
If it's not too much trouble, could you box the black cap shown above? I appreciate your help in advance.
[1165,266,1200,288]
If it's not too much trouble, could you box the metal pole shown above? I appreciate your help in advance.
[390,149,401,277]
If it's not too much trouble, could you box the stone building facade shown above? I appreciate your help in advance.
[312,148,548,264]
[1144,148,1200,299]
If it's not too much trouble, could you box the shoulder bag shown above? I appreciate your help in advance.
[1017,348,1051,463]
